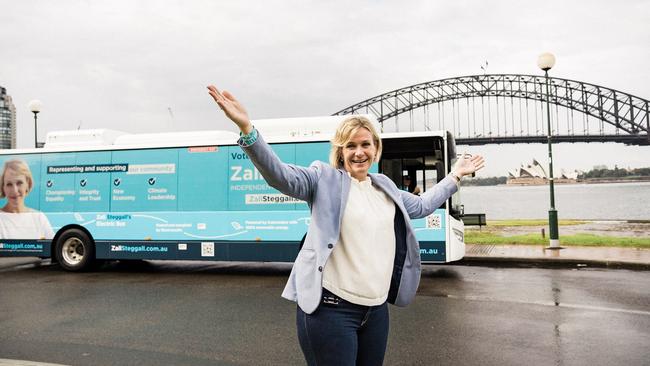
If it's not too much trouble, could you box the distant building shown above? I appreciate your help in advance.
[559,169,580,180]
[507,159,579,185]
[0,86,17,149]
[508,159,547,179]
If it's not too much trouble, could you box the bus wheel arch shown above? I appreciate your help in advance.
[53,225,97,272]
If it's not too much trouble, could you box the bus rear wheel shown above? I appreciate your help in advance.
[55,229,96,271]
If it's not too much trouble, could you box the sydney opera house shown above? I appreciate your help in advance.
[507,159,579,185]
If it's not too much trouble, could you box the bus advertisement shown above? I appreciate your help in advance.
[0,116,465,271]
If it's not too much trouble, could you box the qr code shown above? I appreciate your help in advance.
[201,242,215,257]
[426,214,442,229]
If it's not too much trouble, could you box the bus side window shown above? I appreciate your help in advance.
[379,136,445,197]
[381,159,403,188]
[423,161,444,191]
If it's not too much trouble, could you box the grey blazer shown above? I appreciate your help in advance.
[241,133,458,314]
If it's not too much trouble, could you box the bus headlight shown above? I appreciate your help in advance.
[453,228,464,243]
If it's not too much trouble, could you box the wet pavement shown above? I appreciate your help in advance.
[1,240,648,365]
[0,261,648,366]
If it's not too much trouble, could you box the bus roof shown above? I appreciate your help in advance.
[1,115,448,154]
[252,115,448,143]
[254,115,377,138]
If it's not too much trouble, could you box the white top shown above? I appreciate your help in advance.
[322,176,396,306]
[0,211,54,240]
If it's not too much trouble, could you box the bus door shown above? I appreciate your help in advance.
[379,136,449,262]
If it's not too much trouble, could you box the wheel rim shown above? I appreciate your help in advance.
[61,237,85,265]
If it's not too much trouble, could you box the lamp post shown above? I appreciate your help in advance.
[28,99,42,148]
[537,52,561,249]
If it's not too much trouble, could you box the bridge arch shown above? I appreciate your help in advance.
[332,74,650,145]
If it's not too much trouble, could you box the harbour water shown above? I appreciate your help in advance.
[460,181,650,220]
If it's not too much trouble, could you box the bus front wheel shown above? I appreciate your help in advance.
[55,229,96,271]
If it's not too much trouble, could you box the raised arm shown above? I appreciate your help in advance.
[400,176,458,219]
[207,85,253,135]
[401,153,486,219]
[207,85,320,202]
[452,153,485,180]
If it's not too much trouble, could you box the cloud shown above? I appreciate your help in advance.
[1,0,648,174]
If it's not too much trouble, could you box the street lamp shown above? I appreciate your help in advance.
[537,52,561,249]
[28,99,42,148]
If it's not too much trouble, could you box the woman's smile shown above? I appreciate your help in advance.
[342,127,376,181]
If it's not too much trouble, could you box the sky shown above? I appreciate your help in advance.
[1,0,649,176]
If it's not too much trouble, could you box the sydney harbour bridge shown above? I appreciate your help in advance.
[332,74,650,146]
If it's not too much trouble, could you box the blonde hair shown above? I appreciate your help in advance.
[329,116,382,168]
[0,159,33,198]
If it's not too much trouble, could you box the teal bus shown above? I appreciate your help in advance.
[0,116,466,271]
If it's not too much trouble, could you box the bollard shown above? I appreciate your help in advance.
[541,228,546,239]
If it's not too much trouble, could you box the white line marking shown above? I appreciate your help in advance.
[183,230,249,239]
[0,359,71,366]
[131,214,168,223]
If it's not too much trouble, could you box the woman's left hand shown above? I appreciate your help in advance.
[453,154,486,177]
[207,85,253,134]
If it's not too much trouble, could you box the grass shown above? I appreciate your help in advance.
[465,231,650,248]
[465,219,650,248]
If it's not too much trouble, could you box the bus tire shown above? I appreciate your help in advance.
[55,229,96,272]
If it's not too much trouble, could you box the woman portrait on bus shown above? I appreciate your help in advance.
[0,159,54,240]
[207,85,485,365]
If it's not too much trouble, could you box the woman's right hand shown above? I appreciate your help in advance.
[207,85,253,134]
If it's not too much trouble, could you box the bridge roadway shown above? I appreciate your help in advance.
[455,133,650,146]
[0,259,648,366]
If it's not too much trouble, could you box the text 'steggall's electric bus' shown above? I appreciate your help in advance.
[0,116,466,271]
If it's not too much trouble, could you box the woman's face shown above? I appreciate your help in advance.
[2,169,29,208]
[342,127,377,181]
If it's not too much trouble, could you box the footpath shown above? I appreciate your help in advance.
[1,245,649,271]
[460,244,650,270]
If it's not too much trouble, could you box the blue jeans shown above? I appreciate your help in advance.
[296,289,389,366]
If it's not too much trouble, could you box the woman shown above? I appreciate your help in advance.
[0,159,54,240]
[207,85,484,365]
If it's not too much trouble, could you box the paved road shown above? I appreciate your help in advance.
[1,261,648,365]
